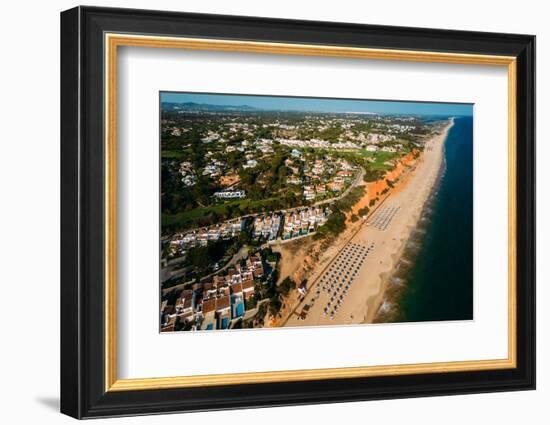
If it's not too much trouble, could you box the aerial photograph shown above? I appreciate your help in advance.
[159,92,473,332]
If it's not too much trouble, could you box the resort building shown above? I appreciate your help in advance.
[253,214,281,240]
[165,251,267,331]
[171,219,244,252]
[213,189,246,199]
[282,207,328,239]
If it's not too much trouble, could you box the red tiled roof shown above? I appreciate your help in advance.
[231,283,243,294]
[216,295,230,310]
[242,279,254,291]
[202,298,216,314]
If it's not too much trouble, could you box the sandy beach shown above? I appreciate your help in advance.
[280,118,455,328]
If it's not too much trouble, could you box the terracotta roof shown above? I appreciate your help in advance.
[231,283,243,294]
[202,298,216,314]
[242,279,254,291]
[218,286,230,296]
[216,295,230,310]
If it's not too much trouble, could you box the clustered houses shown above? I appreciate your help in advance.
[312,160,324,175]
[179,161,197,187]
[387,123,417,132]
[337,170,354,180]
[277,138,359,151]
[242,159,258,169]
[253,214,281,241]
[257,138,274,154]
[300,160,356,201]
[161,255,264,332]
[278,138,377,151]
[170,219,244,251]
[327,181,344,192]
[201,130,222,144]
[202,164,221,177]
[278,138,330,149]
[315,184,327,195]
[366,133,395,144]
[303,185,316,201]
[282,207,329,239]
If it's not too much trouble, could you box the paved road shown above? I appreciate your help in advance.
[201,245,249,280]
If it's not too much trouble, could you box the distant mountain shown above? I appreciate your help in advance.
[161,101,259,112]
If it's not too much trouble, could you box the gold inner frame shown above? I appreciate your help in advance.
[104,33,517,392]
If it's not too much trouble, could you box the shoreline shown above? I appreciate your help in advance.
[280,118,454,328]
[362,118,455,324]
[365,145,448,323]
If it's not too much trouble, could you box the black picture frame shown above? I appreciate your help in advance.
[61,5,535,419]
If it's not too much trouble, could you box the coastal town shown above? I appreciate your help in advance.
[160,99,444,332]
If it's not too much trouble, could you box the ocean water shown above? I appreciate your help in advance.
[375,116,474,323]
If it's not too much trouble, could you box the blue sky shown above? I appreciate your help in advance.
[161,92,473,116]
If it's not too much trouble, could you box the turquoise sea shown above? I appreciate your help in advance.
[376,116,474,323]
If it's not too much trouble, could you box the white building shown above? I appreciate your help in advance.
[213,189,246,199]
[242,159,258,169]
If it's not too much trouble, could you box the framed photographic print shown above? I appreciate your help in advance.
[60,6,536,419]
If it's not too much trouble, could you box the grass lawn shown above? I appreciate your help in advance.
[367,151,400,170]
[162,196,282,230]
